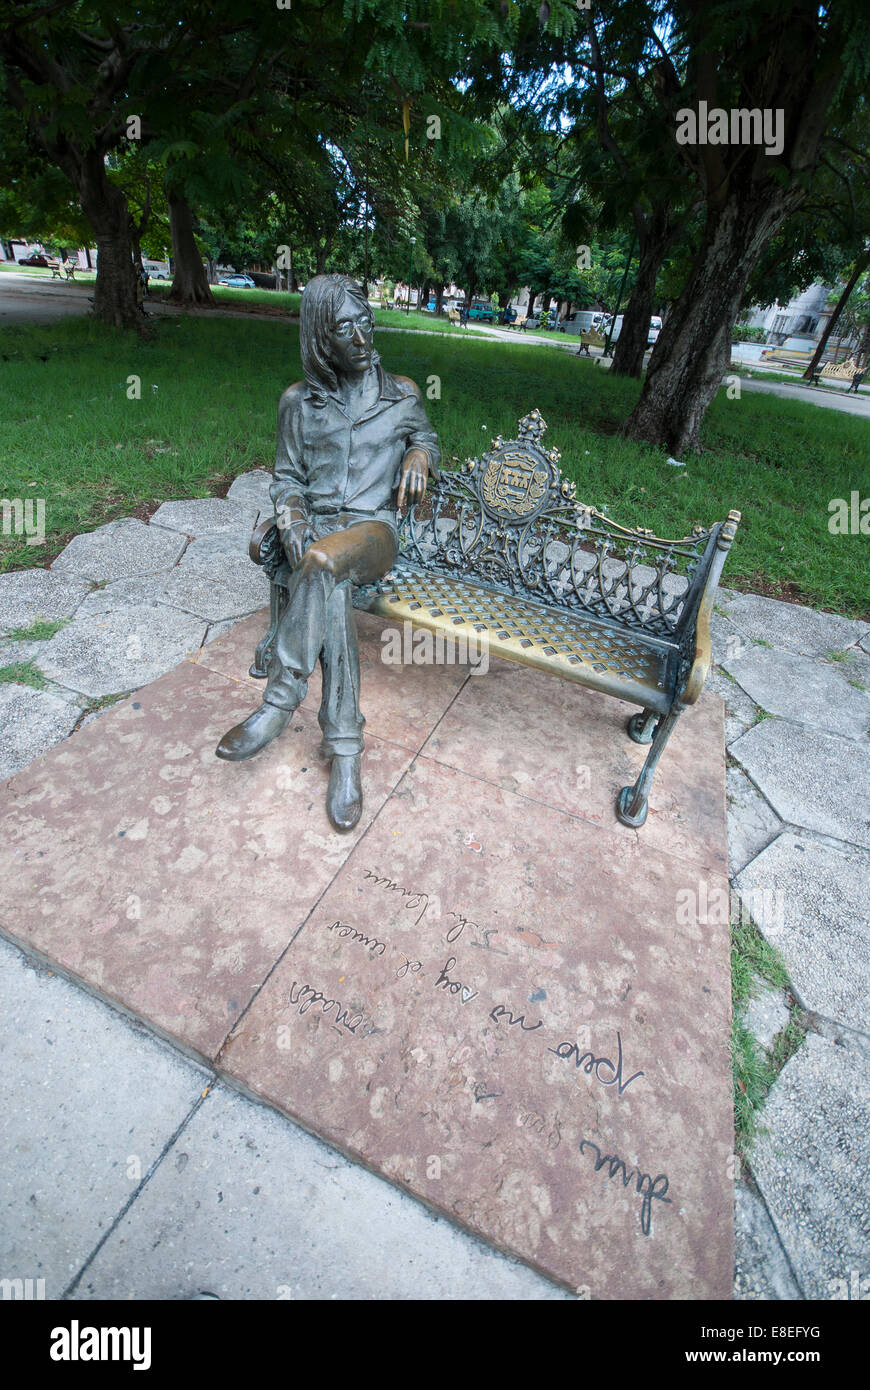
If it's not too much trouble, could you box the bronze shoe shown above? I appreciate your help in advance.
[326,753,362,832]
[215,703,292,761]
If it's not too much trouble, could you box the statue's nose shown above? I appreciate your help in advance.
[352,325,367,345]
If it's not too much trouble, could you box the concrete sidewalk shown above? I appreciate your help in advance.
[1,473,868,1300]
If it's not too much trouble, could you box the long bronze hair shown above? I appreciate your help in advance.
[300,273,377,405]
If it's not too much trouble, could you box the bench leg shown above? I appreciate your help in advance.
[250,582,286,677]
[627,710,657,744]
[617,708,681,828]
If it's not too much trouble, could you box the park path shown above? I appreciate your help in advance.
[1,476,867,1300]
[3,270,868,417]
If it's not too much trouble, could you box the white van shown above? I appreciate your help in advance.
[557,310,606,335]
[142,259,171,280]
[602,314,662,346]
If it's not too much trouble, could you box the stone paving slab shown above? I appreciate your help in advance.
[192,609,476,753]
[0,937,209,1298]
[749,1033,870,1300]
[0,634,46,668]
[717,591,870,659]
[736,833,870,1032]
[421,656,728,875]
[705,666,759,746]
[0,569,91,634]
[722,646,870,741]
[733,1183,801,1301]
[74,568,269,625]
[226,469,273,510]
[0,660,413,1056]
[744,980,791,1052]
[220,754,734,1299]
[730,719,870,849]
[78,1083,568,1301]
[176,530,256,566]
[51,518,186,583]
[726,766,782,876]
[0,684,82,780]
[149,497,259,536]
[33,602,210,698]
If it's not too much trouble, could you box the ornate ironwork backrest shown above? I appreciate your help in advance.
[393,409,723,645]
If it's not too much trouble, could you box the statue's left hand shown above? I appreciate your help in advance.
[397,448,429,510]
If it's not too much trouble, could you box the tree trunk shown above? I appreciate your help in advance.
[167,193,214,306]
[611,221,671,379]
[802,250,870,380]
[623,191,800,454]
[73,147,141,329]
[315,234,334,276]
[434,282,444,316]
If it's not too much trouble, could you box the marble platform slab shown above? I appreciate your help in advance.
[0,609,732,1297]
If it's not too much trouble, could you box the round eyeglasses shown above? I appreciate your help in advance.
[333,315,373,340]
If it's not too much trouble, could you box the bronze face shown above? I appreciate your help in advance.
[326,291,375,376]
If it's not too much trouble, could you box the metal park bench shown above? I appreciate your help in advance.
[576,329,606,356]
[248,410,740,829]
[809,356,866,391]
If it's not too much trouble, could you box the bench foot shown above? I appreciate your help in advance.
[617,785,648,828]
[618,708,681,829]
[627,710,657,744]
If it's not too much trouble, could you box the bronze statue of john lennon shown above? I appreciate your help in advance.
[216,273,440,832]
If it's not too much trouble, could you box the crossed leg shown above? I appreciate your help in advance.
[263,520,397,754]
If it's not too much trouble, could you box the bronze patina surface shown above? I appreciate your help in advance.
[251,406,740,829]
[216,273,439,832]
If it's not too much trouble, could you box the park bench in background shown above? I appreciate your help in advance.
[809,356,866,391]
[577,328,606,355]
[248,410,740,829]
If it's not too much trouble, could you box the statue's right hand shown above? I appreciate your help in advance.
[282,519,316,566]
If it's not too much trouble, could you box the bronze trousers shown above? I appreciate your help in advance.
[263,512,398,757]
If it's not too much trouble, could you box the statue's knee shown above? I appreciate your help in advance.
[300,544,336,577]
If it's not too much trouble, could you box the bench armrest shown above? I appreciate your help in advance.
[249,516,278,564]
[681,600,714,705]
[679,510,741,706]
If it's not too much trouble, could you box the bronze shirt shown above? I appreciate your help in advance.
[270,361,440,522]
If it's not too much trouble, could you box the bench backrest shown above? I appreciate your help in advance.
[394,409,738,647]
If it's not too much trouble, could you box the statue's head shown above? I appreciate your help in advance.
[300,273,376,404]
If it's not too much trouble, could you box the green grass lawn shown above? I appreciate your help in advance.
[1,313,868,615]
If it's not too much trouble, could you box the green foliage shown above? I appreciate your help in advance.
[2,315,868,620]
[0,660,47,689]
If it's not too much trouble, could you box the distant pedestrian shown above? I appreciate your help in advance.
[135,264,148,316]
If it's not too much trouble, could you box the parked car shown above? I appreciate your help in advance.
[18,253,50,267]
[218,273,256,288]
[557,310,606,336]
[467,297,496,323]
